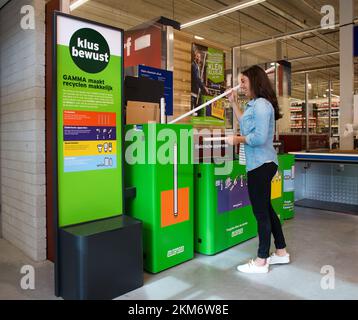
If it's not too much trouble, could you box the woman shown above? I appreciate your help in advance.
[227,65,290,274]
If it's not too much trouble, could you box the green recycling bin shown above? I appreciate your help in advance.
[194,160,258,255]
[194,158,285,255]
[124,124,194,273]
[278,154,295,220]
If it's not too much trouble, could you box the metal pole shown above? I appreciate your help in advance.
[173,143,178,217]
[305,73,309,151]
[328,79,332,150]
[169,84,241,124]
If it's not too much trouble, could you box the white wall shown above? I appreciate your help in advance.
[0,0,46,261]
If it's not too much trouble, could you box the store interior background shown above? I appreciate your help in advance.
[0,0,358,299]
[70,0,358,148]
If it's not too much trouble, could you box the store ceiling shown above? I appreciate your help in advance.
[71,0,358,99]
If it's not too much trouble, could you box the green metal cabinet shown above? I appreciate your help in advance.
[194,156,291,256]
[124,124,194,273]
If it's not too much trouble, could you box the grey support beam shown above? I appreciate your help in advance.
[339,0,354,149]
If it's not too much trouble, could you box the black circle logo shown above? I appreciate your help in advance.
[69,28,110,73]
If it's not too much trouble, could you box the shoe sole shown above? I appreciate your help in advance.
[269,260,290,265]
[237,267,270,274]
[237,270,269,274]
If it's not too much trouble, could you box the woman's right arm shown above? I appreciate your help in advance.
[227,90,243,120]
[230,100,243,121]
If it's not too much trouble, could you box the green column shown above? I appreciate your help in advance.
[278,154,296,220]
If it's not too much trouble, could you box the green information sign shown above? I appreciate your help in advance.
[55,13,124,227]
[207,47,224,84]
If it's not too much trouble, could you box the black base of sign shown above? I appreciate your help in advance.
[57,215,143,300]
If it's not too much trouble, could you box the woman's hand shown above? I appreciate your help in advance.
[226,89,243,120]
[227,89,237,104]
[227,135,246,146]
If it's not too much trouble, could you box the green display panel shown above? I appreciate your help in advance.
[124,124,194,273]
[271,197,284,224]
[278,154,296,220]
[55,13,123,227]
[271,161,284,224]
[194,161,258,255]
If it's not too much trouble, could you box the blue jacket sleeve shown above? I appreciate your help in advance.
[245,99,271,147]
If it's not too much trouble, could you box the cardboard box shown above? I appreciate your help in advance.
[126,101,160,124]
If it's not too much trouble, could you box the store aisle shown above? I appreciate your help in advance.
[0,207,357,300]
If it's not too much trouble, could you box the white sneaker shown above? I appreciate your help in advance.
[237,259,269,274]
[268,253,290,265]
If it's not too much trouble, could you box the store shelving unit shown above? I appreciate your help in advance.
[290,101,317,133]
[290,98,340,148]
[315,99,340,148]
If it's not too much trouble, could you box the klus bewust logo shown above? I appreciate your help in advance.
[70,28,110,73]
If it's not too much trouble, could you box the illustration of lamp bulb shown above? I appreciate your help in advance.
[225,177,231,189]
[103,142,108,153]
[97,144,103,153]
[230,178,238,192]
[108,143,112,152]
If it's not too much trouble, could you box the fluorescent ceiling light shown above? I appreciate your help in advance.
[181,0,266,29]
[194,35,205,40]
[70,0,90,11]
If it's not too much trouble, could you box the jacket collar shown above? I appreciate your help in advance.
[246,98,257,108]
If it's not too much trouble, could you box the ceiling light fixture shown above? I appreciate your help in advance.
[70,0,90,11]
[181,0,266,29]
[194,35,205,40]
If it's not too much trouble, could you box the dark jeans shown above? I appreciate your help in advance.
[247,162,287,259]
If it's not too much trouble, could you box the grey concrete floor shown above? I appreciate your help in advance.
[1,207,357,300]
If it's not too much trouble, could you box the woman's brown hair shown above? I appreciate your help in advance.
[242,65,282,120]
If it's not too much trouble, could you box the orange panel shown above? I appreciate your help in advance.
[63,110,116,127]
[161,188,189,228]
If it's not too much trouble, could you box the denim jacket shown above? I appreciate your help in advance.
[238,98,278,172]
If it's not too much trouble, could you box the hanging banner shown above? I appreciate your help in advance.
[55,13,124,227]
[191,43,226,124]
